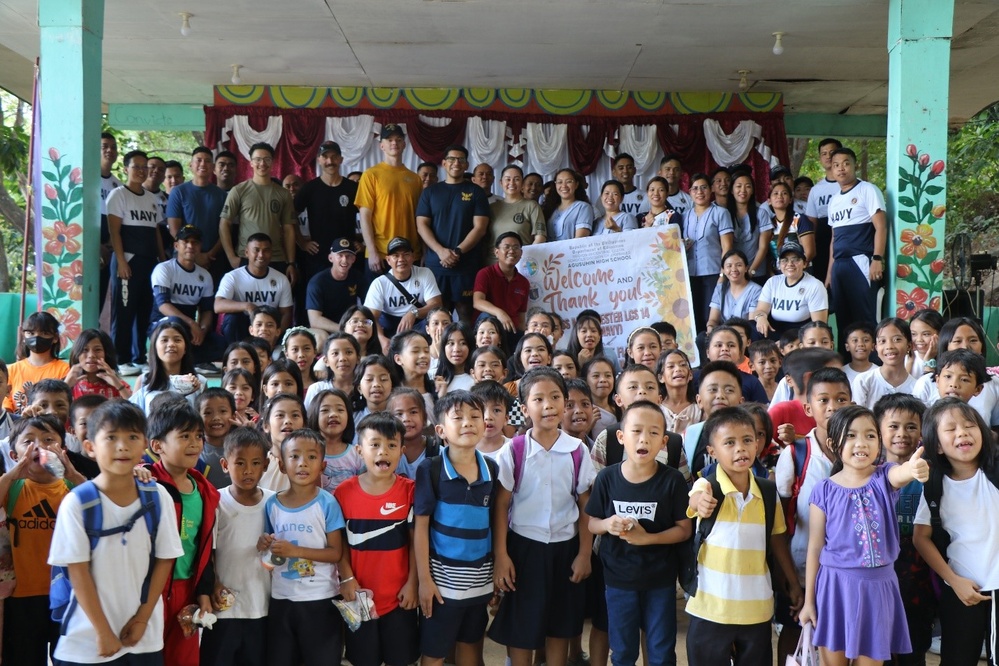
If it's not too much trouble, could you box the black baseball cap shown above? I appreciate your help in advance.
[318,141,342,157]
[175,225,203,242]
[330,237,356,254]
[387,236,414,254]
[779,240,806,259]
[380,124,405,140]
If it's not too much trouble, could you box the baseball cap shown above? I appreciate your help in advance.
[318,141,342,157]
[779,240,806,259]
[175,225,203,242]
[330,237,356,254]
[387,236,414,254]
[770,165,792,180]
[380,124,405,140]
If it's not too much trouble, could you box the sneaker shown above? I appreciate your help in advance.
[118,363,142,377]
[929,636,941,655]
[567,655,589,666]
[195,362,222,376]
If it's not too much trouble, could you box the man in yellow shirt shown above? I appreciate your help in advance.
[355,124,423,279]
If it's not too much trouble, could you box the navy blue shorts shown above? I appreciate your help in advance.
[346,605,419,666]
[434,272,475,307]
[420,599,489,658]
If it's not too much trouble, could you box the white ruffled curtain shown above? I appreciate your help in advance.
[322,117,419,176]
[524,123,569,181]
[222,115,284,159]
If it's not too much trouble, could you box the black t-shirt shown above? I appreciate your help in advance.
[585,462,689,590]
[415,182,490,276]
[305,267,363,323]
[294,177,359,273]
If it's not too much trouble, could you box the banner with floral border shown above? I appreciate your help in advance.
[894,143,945,319]
[39,147,84,355]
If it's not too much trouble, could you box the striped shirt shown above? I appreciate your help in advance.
[685,466,786,625]
[414,448,497,605]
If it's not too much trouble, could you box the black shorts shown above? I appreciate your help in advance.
[346,605,419,666]
[486,532,586,649]
[585,551,608,632]
[56,653,163,666]
[267,598,342,666]
[435,272,475,306]
[420,599,489,658]
[200,617,267,666]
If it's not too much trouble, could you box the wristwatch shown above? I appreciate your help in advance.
[409,305,419,317]
[453,246,463,257]
[871,255,883,262]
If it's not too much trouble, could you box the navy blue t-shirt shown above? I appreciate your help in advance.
[166,181,228,250]
[416,182,490,275]
[305,267,364,323]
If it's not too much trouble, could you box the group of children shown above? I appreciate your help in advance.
[0,300,998,666]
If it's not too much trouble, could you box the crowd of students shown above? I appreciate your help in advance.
[0,297,997,666]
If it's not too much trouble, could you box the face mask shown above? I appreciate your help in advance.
[26,336,53,354]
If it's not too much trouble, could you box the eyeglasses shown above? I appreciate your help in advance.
[443,156,467,164]
[348,319,373,327]
[250,157,273,164]
[690,185,710,191]
[780,256,804,264]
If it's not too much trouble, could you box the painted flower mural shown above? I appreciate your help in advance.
[895,145,945,319]
[40,147,84,356]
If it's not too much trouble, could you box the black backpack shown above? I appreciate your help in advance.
[678,473,778,596]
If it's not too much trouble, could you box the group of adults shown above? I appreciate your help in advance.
[94,125,884,373]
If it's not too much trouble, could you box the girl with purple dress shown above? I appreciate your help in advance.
[798,406,930,665]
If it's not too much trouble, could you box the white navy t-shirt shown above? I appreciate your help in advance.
[758,272,827,323]
[106,186,162,258]
[667,190,693,217]
[217,266,293,308]
[151,258,214,320]
[827,180,885,259]
[363,266,442,318]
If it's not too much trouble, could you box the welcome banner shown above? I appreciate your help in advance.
[518,225,699,368]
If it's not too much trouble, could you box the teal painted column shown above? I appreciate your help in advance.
[886,0,952,319]
[37,0,104,344]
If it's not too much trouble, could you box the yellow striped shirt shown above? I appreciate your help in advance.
[685,467,786,625]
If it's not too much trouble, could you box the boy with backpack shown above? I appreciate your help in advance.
[48,400,183,664]
[772,366,852,663]
[684,407,800,665]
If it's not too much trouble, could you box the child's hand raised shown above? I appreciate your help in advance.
[908,447,929,483]
[694,492,718,519]
[776,423,796,446]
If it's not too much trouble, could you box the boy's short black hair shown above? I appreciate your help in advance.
[10,413,66,449]
[842,321,875,340]
[872,393,926,424]
[724,317,754,343]
[806,367,852,398]
[245,336,273,355]
[779,328,801,348]
[698,360,743,390]
[702,406,756,449]
[223,426,270,459]
[615,363,658,395]
[565,378,593,401]
[470,380,513,413]
[747,339,780,361]
[28,379,72,405]
[356,412,406,442]
[86,400,146,443]
[147,391,187,414]
[70,394,108,422]
[196,387,236,412]
[279,428,324,457]
[434,389,485,422]
[518,367,567,403]
[251,305,280,324]
[936,349,991,385]
[783,348,840,395]
[651,321,677,339]
[621,399,666,429]
[147,402,203,442]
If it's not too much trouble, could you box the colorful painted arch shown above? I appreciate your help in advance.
[213,86,783,116]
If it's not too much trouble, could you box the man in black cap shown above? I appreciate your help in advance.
[294,141,359,283]
[150,225,224,368]
[363,236,442,345]
[306,237,365,333]
[355,124,423,278]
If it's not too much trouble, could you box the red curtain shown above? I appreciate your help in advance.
[404,116,466,164]
[568,122,610,176]
[278,114,326,180]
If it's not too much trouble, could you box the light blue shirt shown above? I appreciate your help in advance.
[683,203,734,276]
[548,201,593,241]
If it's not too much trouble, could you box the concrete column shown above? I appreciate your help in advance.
[886,0,953,318]
[37,0,104,337]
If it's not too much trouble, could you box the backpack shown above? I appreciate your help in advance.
[922,463,999,560]
[510,434,584,498]
[429,452,499,500]
[49,479,162,634]
[679,473,778,596]
[783,437,811,537]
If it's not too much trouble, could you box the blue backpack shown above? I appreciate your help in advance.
[49,479,162,633]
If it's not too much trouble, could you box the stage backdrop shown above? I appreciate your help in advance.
[517,225,699,368]
[205,87,789,206]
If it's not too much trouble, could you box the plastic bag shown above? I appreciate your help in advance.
[786,623,820,666]
[332,588,378,632]
[177,604,218,637]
